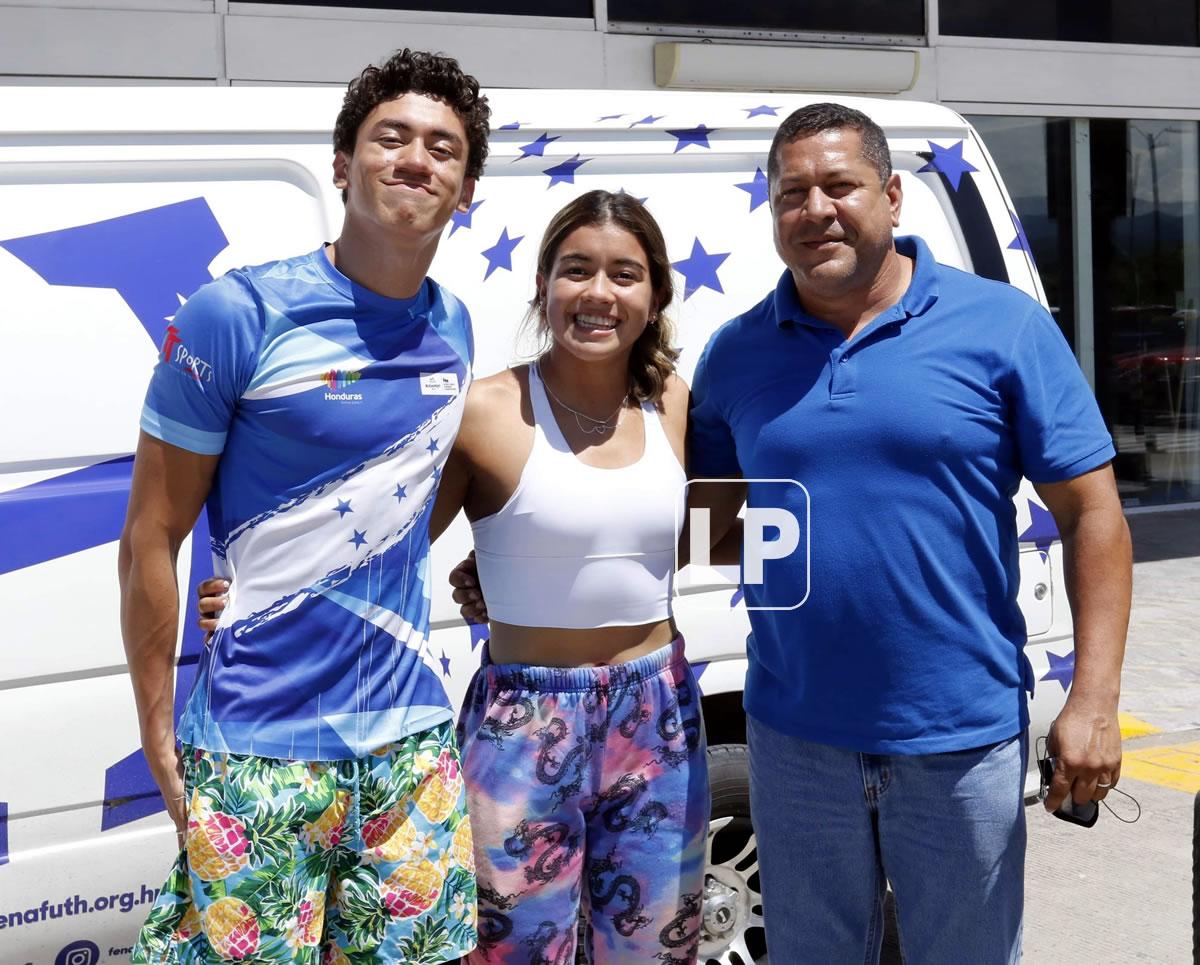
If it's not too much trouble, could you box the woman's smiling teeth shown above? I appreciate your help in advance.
[573,313,618,331]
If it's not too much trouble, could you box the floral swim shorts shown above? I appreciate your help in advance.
[132,721,476,964]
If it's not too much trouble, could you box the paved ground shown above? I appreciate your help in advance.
[1023,508,1199,964]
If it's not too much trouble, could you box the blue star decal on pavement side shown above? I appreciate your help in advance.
[333,498,353,518]
[426,437,440,455]
[440,650,452,677]
[630,114,665,127]
[481,228,524,280]
[1041,650,1075,692]
[394,484,406,502]
[597,113,626,122]
[667,124,716,153]
[448,199,484,237]
[1019,500,1059,561]
[544,154,590,188]
[672,237,731,300]
[735,167,770,212]
[1007,210,1035,257]
[349,529,368,549]
[516,132,560,161]
[744,104,781,118]
[917,140,979,192]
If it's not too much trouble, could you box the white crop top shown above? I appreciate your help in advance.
[469,364,686,629]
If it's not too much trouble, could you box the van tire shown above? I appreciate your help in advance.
[702,743,766,964]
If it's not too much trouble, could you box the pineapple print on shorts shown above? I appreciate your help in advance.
[132,722,476,965]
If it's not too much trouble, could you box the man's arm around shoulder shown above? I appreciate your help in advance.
[118,432,218,843]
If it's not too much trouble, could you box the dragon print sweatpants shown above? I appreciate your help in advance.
[456,637,708,965]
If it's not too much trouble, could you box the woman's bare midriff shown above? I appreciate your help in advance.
[485,618,678,667]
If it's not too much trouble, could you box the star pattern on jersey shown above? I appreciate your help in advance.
[394,484,406,502]
[333,498,353,518]
[544,154,590,188]
[672,237,731,300]
[917,140,978,192]
[744,104,781,118]
[735,167,770,212]
[481,228,524,280]
[667,124,716,153]
[630,114,665,128]
[449,200,484,237]
[515,132,560,161]
[349,529,367,549]
[1041,650,1075,692]
[1007,210,1034,256]
[426,437,440,456]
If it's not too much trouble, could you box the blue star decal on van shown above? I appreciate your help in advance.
[597,113,626,122]
[735,167,770,212]
[448,200,484,237]
[516,132,560,161]
[1041,650,1075,692]
[744,104,781,118]
[1007,210,1034,256]
[630,114,665,127]
[917,140,978,192]
[1019,501,1058,561]
[672,238,730,299]
[544,154,590,188]
[667,124,716,153]
[481,228,524,279]
[499,121,523,130]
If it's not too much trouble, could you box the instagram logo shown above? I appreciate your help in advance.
[55,939,100,965]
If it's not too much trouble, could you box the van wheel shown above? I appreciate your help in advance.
[701,743,767,965]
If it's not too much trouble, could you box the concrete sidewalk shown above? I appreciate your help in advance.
[1023,508,1198,964]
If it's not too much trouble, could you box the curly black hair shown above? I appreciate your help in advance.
[334,49,491,182]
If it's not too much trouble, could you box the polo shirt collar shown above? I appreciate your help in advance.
[772,234,940,330]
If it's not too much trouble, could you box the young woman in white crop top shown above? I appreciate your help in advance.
[197,191,735,964]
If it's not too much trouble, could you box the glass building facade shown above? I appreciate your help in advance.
[971,116,1200,507]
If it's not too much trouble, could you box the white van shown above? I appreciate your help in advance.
[0,87,1074,965]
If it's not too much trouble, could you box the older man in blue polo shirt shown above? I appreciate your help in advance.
[689,103,1131,962]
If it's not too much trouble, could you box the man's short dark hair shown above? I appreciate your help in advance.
[767,102,892,187]
[334,49,491,181]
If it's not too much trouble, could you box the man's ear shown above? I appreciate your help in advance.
[456,177,477,214]
[333,150,350,191]
[886,172,903,227]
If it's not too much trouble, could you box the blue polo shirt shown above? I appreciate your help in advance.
[689,235,1114,754]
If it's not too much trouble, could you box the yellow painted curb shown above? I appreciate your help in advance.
[1121,741,1200,794]
[1118,712,1161,740]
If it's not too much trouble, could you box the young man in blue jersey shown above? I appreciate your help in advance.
[119,50,489,964]
[688,104,1131,962]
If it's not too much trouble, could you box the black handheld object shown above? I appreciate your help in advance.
[1038,755,1099,828]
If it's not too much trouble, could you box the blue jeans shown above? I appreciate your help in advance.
[748,716,1026,964]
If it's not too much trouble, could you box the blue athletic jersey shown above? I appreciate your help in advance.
[141,247,473,760]
[689,236,1115,754]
